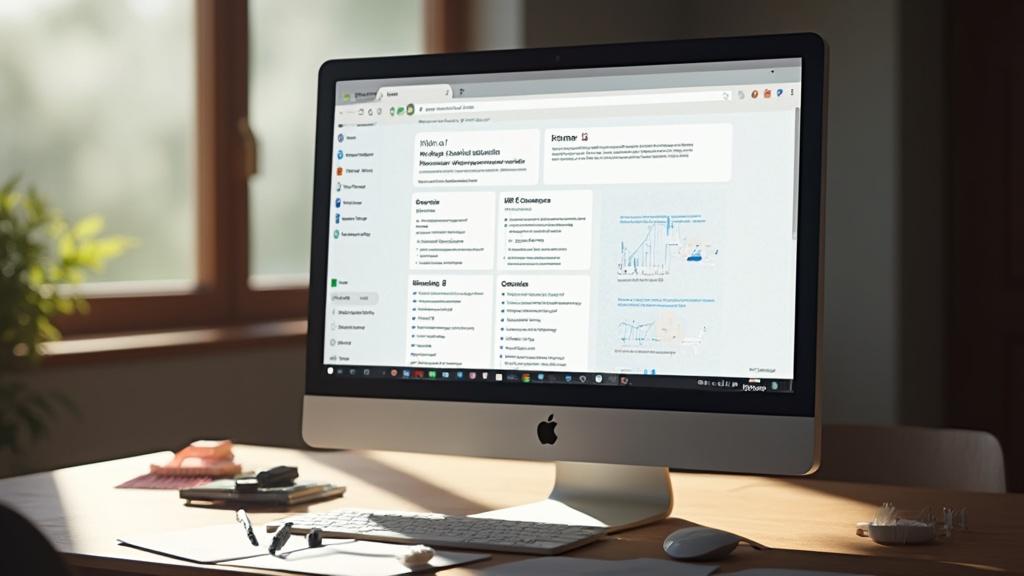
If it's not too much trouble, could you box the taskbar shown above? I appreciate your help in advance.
[323,365,794,394]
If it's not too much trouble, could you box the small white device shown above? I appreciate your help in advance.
[396,545,434,567]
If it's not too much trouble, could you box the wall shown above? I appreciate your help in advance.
[467,0,523,50]
[520,0,947,425]
[895,0,947,426]
[1,345,307,477]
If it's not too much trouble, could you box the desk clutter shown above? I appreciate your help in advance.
[117,440,246,489]
[116,441,345,506]
[180,478,346,507]
[114,442,488,574]
[111,443,881,575]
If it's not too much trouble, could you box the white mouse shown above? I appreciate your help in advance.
[663,526,767,561]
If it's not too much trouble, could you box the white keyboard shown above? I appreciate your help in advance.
[267,509,608,555]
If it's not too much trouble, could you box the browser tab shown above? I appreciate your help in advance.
[336,88,379,104]
[375,84,453,102]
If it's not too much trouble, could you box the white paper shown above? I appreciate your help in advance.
[227,540,489,576]
[118,522,307,564]
[482,557,718,576]
[724,565,868,569]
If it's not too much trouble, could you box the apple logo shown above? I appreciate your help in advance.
[537,414,558,445]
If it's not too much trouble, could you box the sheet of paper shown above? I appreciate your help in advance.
[227,540,490,576]
[118,522,306,564]
[481,556,718,576]
[622,558,721,575]
[481,557,613,575]
[724,565,868,569]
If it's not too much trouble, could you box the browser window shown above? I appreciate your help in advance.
[324,59,802,394]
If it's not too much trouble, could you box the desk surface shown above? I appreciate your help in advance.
[0,445,1021,575]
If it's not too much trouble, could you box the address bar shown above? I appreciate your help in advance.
[419,90,731,115]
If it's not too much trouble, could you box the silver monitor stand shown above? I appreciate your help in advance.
[471,461,673,532]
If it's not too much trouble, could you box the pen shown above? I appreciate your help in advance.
[268,522,293,556]
[236,509,259,546]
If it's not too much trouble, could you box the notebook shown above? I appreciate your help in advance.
[180,480,345,505]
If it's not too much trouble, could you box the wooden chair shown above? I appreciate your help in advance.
[814,425,1006,493]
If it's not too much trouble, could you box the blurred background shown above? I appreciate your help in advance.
[1,0,1020,490]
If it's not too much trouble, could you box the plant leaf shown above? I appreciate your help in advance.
[0,178,131,378]
[71,215,104,239]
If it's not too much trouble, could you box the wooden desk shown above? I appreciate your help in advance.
[0,445,1021,575]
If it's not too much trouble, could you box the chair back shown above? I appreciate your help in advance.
[815,424,1006,493]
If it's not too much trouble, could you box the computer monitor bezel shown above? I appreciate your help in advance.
[305,34,825,419]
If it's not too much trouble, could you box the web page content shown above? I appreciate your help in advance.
[324,70,801,392]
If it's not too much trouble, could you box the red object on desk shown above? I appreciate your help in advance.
[148,440,242,478]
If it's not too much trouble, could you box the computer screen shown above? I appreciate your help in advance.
[312,54,816,418]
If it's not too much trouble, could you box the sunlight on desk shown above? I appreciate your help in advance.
[3,445,1022,575]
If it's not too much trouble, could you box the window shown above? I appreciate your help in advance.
[0,0,197,285]
[0,0,460,338]
[248,0,424,286]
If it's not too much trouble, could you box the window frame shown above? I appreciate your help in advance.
[54,0,465,337]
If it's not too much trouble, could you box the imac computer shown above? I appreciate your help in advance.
[303,34,826,533]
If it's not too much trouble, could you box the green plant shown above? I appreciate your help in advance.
[0,177,132,455]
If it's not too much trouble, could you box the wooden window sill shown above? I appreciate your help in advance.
[39,320,307,366]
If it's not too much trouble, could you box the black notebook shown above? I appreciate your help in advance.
[180,480,345,505]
